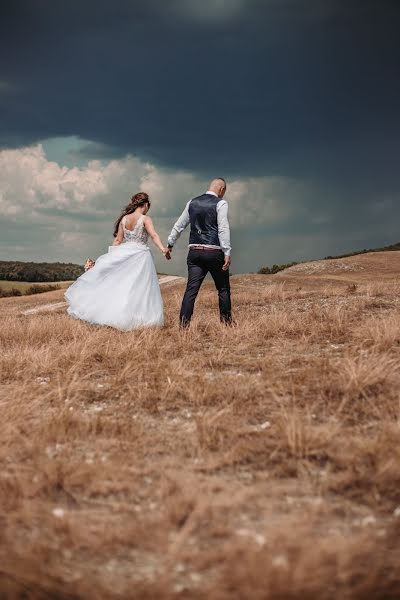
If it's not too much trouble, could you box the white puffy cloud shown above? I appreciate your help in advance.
[227,177,310,227]
[0,141,334,273]
[0,142,311,223]
[0,145,138,217]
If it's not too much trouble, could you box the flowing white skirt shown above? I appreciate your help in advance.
[65,242,164,331]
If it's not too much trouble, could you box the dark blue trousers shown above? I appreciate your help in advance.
[179,248,232,327]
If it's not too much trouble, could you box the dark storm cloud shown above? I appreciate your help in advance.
[1,0,400,181]
[1,0,400,268]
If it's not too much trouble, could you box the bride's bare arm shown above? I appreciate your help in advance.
[144,217,169,256]
[113,221,124,246]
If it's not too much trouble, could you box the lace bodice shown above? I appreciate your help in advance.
[122,215,149,246]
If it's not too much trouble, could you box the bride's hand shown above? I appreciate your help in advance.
[162,248,171,260]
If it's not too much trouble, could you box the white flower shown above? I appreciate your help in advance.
[175,563,185,574]
[52,507,65,518]
[272,555,289,569]
[236,529,265,546]
[254,533,266,547]
[361,515,376,527]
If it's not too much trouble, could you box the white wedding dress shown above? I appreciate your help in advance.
[65,215,164,330]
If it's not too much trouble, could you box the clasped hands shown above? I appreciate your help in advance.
[162,247,172,260]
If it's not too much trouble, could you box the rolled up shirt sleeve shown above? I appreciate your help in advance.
[217,200,231,256]
[167,201,191,247]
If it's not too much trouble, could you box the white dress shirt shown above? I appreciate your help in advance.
[167,191,231,256]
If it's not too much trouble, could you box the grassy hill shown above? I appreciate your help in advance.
[0,280,74,298]
[0,252,399,598]
[259,241,400,274]
[0,260,84,282]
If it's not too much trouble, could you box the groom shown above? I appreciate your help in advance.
[167,178,232,328]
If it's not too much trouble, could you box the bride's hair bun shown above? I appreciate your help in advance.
[130,192,150,208]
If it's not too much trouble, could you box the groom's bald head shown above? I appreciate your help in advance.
[208,177,227,198]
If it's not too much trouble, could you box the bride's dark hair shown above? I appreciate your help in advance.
[113,192,150,237]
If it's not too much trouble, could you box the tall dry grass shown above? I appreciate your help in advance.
[0,272,399,598]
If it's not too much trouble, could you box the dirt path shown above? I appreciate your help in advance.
[20,275,185,315]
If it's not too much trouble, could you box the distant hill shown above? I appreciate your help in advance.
[258,241,400,274]
[323,241,400,259]
[276,249,400,278]
[0,261,84,282]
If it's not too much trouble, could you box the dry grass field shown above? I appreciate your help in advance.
[1,251,400,599]
[0,281,73,293]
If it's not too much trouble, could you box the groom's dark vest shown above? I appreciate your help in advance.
[188,194,220,247]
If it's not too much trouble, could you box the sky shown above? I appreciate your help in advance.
[1,0,399,275]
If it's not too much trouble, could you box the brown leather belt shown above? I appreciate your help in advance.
[190,246,220,251]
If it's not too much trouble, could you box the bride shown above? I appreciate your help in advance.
[65,192,170,331]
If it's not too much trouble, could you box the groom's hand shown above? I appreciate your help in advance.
[165,244,173,260]
[222,255,231,271]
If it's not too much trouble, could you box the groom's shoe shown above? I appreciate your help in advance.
[179,316,191,330]
[220,313,235,326]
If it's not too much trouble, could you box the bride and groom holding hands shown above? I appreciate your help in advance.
[65,178,233,330]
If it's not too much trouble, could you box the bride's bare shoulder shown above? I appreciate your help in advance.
[143,215,155,232]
